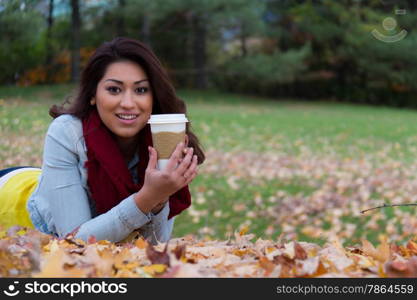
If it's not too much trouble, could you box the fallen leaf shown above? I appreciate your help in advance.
[385,257,417,278]
[142,264,167,276]
[361,239,390,263]
[146,243,170,266]
[135,237,148,249]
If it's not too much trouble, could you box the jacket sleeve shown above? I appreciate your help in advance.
[29,116,167,243]
[138,202,175,244]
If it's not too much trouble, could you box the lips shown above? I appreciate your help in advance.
[116,113,139,120]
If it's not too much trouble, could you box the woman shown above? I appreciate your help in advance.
[0,37,205,244]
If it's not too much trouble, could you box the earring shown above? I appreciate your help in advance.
[90,98,96,105]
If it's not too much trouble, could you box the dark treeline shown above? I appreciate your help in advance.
[1,0,416,107]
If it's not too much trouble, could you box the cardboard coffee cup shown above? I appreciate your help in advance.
[148,114,189,170]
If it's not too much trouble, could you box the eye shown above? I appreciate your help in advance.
[106,86,121,94]
[136,87,149,94]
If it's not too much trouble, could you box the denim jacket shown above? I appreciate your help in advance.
[27,114,174,244]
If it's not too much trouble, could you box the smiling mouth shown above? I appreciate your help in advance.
[116,113,139,120]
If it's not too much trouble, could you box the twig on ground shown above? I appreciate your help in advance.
[361,203,417,214]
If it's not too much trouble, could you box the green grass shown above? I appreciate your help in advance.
[179,89,417,162]
[0,84,76,102]
[174,174,317,241]
[2,84,417,245]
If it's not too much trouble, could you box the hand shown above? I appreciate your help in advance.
[150,135,193,215]
[134,140,198,214]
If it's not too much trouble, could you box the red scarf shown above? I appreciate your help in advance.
[82,108,191,219]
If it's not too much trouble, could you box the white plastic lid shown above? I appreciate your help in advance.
[148,114,188,124]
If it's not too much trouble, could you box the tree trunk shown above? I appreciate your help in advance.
[140,12,151,47]
[336,61,348,99]
[116,0,126,36]
[240,22,248,57]
[45,0,54,82]
[70,0,81,83]
[185,11,194,87]
[192,14,207,89]
[407,0,417,11]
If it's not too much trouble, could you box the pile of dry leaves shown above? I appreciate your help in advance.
[1,226,417,278]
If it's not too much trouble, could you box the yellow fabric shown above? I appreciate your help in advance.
[0,170,41,229]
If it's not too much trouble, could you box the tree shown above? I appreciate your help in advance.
[0,0,45,83]
[116,0,126,37]
[70,0,81,82]
[45,0,54,72]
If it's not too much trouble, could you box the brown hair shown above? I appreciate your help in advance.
[50,37,205,164]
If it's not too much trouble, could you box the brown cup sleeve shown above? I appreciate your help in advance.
[152,131,186,159]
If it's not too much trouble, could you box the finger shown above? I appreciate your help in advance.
[178,151,187,163]
[146,146,158,171]
[175,147,194,176]
[181,136,189,157]
[184,169,198,186]
[165,142,185,171]
[183,155,198,179]
[184,168,198,186]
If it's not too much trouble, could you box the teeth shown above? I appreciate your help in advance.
[117,114,137,120]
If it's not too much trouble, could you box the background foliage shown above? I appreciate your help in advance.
[1,0,416,107]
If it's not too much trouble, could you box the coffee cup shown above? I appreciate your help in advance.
[147,114,189,170]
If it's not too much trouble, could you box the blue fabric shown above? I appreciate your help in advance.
[0,166,36,178]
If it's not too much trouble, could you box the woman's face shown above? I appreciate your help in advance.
[93,60,153,144]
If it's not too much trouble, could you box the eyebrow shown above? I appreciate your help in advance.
[104,79,149,84]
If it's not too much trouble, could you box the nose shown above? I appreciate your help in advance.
[120,90,135,109]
